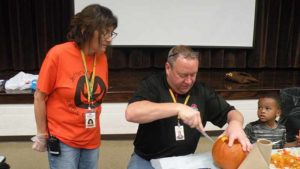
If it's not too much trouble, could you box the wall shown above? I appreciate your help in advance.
[0,100,258,136]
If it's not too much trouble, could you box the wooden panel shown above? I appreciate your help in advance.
[0,70,299,103]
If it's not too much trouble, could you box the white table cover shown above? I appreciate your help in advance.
[150,152,218,169]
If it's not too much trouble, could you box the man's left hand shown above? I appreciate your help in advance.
[224,120,252,152]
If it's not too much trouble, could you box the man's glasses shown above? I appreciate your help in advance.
[103,32,118,39]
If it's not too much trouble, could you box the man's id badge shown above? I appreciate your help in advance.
[85,109,96,128]
[175,125,185,141]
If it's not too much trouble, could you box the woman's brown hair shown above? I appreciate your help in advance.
[67,4,118,48]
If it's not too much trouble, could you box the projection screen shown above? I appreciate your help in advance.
[75,0,256,47]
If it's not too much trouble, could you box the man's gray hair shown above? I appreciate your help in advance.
[167,45,199,67]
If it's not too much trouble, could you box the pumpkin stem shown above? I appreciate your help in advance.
[221,136,228,142]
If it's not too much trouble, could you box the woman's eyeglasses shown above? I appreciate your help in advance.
[103,32,118,39]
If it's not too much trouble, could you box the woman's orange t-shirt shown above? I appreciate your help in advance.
[37,42,108,149]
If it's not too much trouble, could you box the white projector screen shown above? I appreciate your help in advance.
[75,0,256,47]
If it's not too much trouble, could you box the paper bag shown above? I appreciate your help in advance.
[225,71,258,84]
[238,139,272,169]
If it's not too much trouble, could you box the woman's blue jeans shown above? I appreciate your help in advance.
[48,141,100,169]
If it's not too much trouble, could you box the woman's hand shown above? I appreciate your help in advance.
[31,134,48,152]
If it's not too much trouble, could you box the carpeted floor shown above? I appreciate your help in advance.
[0,137,215,169]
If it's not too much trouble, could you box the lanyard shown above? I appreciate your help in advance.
[168,89,190,120]
[81,50,97,104]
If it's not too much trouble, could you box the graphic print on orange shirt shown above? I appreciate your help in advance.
[74,72,106,109]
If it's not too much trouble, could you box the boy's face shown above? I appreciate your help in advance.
[257,98,280,123]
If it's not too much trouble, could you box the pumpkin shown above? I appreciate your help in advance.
[212,135,247,169]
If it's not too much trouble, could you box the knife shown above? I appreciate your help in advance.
[199,130,215,143]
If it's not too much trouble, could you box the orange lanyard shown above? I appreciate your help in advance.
[168,89,190,120]
[81,50,96,104]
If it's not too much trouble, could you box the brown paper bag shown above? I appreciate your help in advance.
[238,139,272,169]
[225,72,258,84]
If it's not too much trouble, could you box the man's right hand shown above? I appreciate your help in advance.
[177,104,204,132]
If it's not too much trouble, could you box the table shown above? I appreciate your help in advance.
[150,147,300,169]
[150,152,218,169]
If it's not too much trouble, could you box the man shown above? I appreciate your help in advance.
[125,45,252,169]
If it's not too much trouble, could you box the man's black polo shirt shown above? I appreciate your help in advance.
[129,72,234,160]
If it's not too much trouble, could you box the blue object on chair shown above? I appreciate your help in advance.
[31,79,37,91]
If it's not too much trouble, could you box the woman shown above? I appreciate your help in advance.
[32,4,118,169]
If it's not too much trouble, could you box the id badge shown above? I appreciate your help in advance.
[85,108,96,128]
[175,125,185,141]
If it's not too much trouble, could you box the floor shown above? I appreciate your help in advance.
[0,137,215,169]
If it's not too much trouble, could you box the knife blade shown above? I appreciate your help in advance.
[199,130,214,143]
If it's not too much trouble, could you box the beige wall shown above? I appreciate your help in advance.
[0,100,258,136]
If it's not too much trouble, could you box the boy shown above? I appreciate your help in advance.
[244,94,286,149]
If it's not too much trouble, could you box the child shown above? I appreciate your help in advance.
[244,94,286,149]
